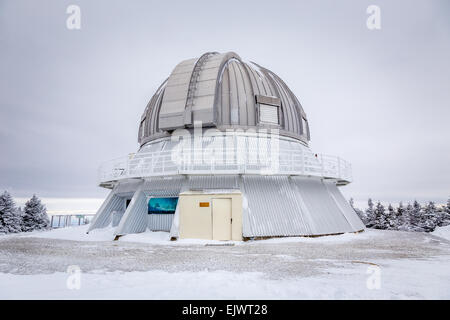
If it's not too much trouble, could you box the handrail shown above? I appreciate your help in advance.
[98,148,352,185]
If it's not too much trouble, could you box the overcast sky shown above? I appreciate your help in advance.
[1,0,449,210]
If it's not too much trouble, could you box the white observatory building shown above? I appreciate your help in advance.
[88,52,364,240]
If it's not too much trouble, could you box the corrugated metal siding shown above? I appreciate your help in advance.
[115,180,142,195]
[148,214,174,231]
[143,177,184,232]
[88,189,124,232]
[188,175,239,189]
[115,188,148,236]
[241,176,313,237]
[112,211,124,227]
[324,180,365,231]
[143,176,185,196]
[290,177,354,235]
[241,175,363,237]
[91,174,363,238]
[109,177,188,236]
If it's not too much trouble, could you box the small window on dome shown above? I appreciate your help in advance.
[259,104,279,125]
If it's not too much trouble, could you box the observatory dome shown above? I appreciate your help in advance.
[90,51,364,241]
[138,52,310,146]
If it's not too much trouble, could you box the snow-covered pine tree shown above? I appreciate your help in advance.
[433,207,444,227]
[447,197,450,214]
[398,203,413,231]
[22,195,50,232]
[386,204,397,230]
[365,198,376,228]
[396,202,407,230]
[0,198,3,234]
[422,201,438,232]
[0,191,22,233]
[409,200,425,232]
[372,201,387,229]
[441,197,450,226]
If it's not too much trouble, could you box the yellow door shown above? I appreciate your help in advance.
[212,198,232,240]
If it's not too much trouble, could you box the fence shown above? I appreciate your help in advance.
[50,214,95,229]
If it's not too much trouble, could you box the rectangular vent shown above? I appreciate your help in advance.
[259,104,279,125]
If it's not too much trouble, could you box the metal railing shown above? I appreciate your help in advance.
[98,147,352,185]
[50,214,95,228]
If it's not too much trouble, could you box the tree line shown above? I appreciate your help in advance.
[0,191,50,234]
[350,198,450,232]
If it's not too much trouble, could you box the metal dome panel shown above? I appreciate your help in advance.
[138,52,310,146]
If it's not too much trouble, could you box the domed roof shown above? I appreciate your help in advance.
[138,52,310,146]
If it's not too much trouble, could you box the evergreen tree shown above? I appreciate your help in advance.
[396,202,407,230]
[0,201,3,234]
[22,195,50,232]
[422,201,438,232]
[357,198,450,233]
[365,198,376,228]
[447,197,450,214]
[398,203,413,231]
[396,202,404,219]
[0,191,22,233]
[386,204,397,230]
[349,197,450,232]
[409,200,425,232]
[441,198,450,226]
[372,202,387,229]
[442,197,450,226]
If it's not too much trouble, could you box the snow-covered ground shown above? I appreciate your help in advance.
[0,226,449,299]
[432,225,450,241]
